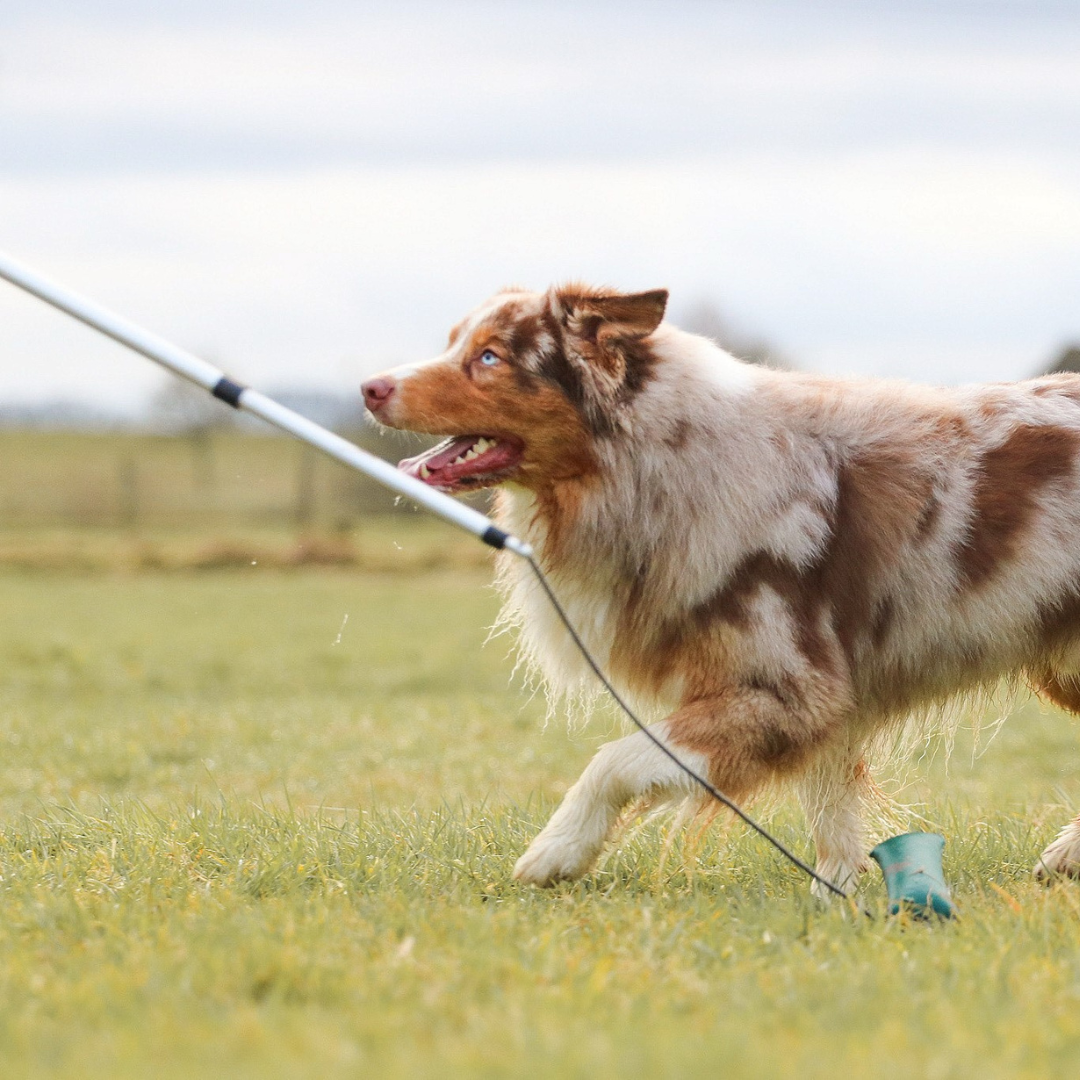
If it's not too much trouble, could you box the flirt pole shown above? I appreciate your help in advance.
[0,250,533,560]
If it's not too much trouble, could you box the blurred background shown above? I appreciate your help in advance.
[1,0,1079,543]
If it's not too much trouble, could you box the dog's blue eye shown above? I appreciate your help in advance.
[479,350,500,367]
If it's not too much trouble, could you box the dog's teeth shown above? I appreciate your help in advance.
[419,464,430,479]
[452,455,466,465]
[478,438,494,452]
[464,449,479,461]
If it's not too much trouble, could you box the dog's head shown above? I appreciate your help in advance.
[362,285,668,493]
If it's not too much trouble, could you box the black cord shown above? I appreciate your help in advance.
[525,553,850,900]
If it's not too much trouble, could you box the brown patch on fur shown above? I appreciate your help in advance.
[663,420,692,451]
[611,550,839,706]
[915,493,941,539]
[910,414,965,542]
[666,691,836,797]
[531,308,602,429]
[1033,585,1080,656]
[819,451,934,659]
[746,672,801,710]
[506,313,543,361]
[691,553,832,670]
[618,337,662,404]
[935,414,968,440]
[956,425,1080,591]
[870,595,896,646]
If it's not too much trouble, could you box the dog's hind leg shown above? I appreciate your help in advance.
[797,752,876,900]
[1030,672,1080,880]
[513,720,708,886]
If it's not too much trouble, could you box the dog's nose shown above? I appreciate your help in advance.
[362,376,396,413]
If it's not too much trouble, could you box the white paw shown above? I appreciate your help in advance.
[513,830,601,887]
[1035,828,1080,881]
[810,857,868,901]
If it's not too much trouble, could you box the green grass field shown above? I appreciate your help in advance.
[0,526,1079,1078]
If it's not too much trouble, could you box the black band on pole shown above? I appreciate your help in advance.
[481,525,508,550]
[211,376,246,408]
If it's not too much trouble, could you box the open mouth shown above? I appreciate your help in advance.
[398,434,525,493]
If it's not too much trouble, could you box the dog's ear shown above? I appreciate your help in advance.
[548,286,668,430]
[554,288,668,348]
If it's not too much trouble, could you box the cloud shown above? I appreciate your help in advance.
[0,0,1078,406]
[2,1,1080,172]
[3,148,1077,407]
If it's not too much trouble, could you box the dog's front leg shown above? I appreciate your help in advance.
[514,690,823,886]
[512,719,708,886]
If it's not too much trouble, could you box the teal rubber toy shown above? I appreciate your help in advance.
[870,832,957,919]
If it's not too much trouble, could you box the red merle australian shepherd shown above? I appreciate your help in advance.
[363,284,1080,895]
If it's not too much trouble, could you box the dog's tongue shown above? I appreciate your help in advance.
[399,435,479,479]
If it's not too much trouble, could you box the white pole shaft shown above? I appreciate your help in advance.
[0,250,531,558]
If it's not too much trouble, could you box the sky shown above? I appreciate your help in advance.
[2,0,1079,414]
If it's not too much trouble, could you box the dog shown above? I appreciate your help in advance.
[362,284,1080,894]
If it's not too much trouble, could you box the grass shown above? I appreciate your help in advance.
[0,533,1078,1077]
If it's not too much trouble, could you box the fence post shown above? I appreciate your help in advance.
[118,455,139,529]
[294,442,316,529]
